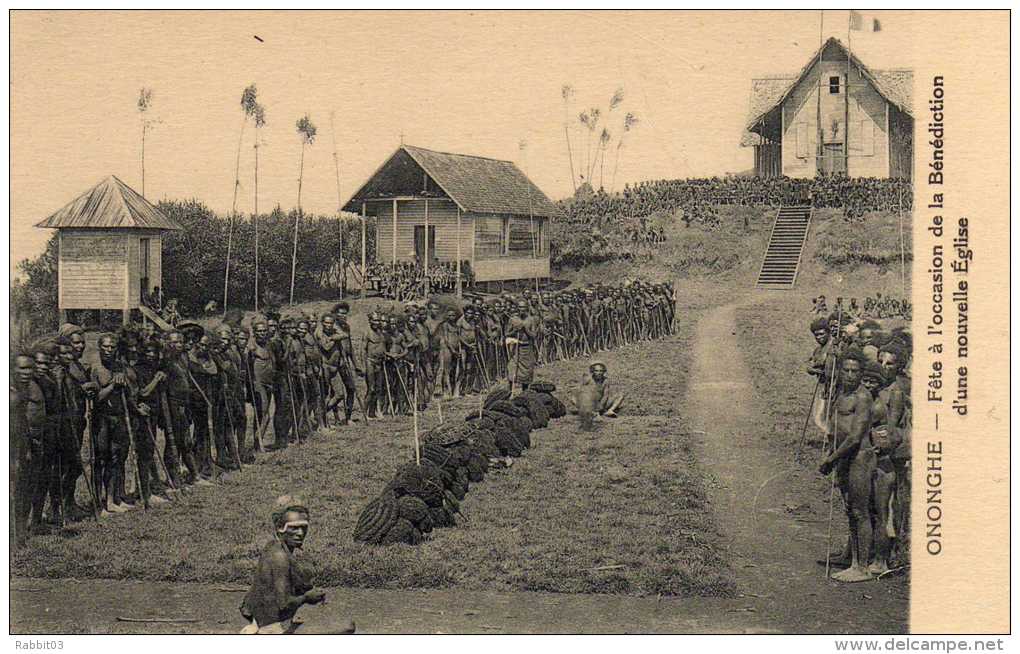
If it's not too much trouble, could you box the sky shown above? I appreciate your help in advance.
[9,10,920,275]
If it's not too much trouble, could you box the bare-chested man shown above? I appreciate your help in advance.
[363,313,389,417]
[818,349,874,583]
[572,361,625,431]
[879,341,912,565]
[434,309,462,399]
[861,360,906,574]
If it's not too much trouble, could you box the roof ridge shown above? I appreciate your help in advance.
[108,176,135,227]
[403,144,514,165]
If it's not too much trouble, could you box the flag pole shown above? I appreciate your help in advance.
[845,10,852,175]
[899,186,906,298]
[816,10,824,174]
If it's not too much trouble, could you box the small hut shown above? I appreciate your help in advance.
[343,144,560,291]
[35,175,183,324]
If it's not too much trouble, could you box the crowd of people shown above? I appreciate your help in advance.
[564,175,913,229]
[362,280,675,415]
[812,293,912,321]
[9,280,676,547]
[806,299,912,582]
[365,261,474,301]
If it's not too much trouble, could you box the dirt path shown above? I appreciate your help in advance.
[684,302,907,633]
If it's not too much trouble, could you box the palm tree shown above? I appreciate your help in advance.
[561,84,577,193]
[290,114,317,304]
[611,112,639,192]
[579,107,601,185]
[223,83,260,314]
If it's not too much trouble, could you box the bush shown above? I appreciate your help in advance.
[10,200,379,339]
[160,200,376,315]
[11,235,58,349]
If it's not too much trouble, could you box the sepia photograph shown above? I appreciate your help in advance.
[6,9,1010,639]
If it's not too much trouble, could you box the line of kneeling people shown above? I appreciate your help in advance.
[807,311,912,582]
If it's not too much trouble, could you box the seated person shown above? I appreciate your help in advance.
[570,361,625,430]
[240,496,354,635]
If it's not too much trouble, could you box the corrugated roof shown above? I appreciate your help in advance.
[744,37,913,136]
[35,175,183,230]
[346,145,561,218]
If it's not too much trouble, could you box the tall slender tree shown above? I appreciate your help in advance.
[560,84,577,193]
[598,127,611,190]
[578,108,600,187]
[223,84,260,314]
[329,112,346,297]
[252,102,266,311]
[290,114,317,304]
[137,88,155,197]
[611,112,639,192]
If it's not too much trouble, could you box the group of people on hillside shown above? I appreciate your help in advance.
[9,280,675,548]
[807,300,912,582]
[565,174,912,231]
[811,294,912,321]
[366,261,473,301]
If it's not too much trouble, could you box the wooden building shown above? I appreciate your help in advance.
[742,37,913,179]
[343,144,560,288]
[35,175,183,324]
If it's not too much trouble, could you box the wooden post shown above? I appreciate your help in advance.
[392,198,398,266]
[845,19,851,175]
[123,235,131,325]
[456,206,462,297]
[885,100,891,177]
[815,11,823,176]
[254,128,260,312]
[361,202,367,299]
[424,198,430,296]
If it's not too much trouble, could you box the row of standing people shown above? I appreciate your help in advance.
[10,281,676,547]
[359,281,676,417]
[9,308,362,547]
[806,308,912,582]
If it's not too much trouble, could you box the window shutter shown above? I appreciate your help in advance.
[796,123,809,158]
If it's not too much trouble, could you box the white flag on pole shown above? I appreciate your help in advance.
[849,10,882,32]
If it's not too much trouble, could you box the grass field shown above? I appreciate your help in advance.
[12,313,736,599]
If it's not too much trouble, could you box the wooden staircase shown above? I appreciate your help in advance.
[138,304,173,332]
[756,205,811,288]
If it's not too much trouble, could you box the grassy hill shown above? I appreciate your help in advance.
[558,205,911,305]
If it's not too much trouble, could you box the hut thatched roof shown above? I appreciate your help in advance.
[35,175,183,230]
[344,145,561,218]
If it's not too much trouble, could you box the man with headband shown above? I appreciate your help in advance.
[240,496,354,634]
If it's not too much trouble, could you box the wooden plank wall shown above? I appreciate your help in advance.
[473,256,550,283]
[374,199,473,264]
[58,229,128,310]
